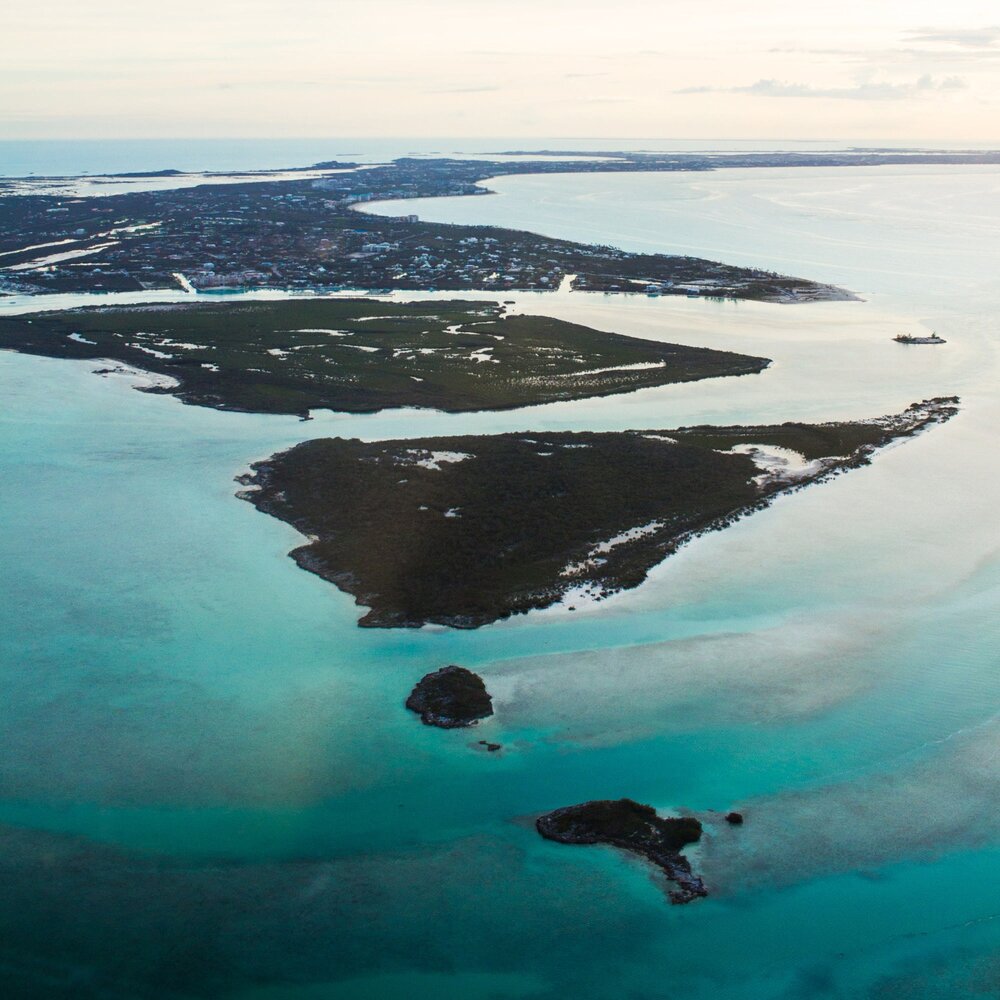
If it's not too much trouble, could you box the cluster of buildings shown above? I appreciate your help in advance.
[1,159,811,302]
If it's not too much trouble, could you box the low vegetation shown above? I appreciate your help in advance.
[237,399,958,628]
[0,299,769,415]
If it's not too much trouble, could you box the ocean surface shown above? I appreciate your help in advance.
[3,136,997,177]
[1,154,999,998]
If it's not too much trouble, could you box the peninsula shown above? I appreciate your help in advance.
[0,299,769,416]
[237,397,958,628]
[0,155,857,301]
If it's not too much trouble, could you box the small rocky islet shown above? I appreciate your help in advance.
[536,798,708,904]
[405,665,494,729]
[405,670,727,905]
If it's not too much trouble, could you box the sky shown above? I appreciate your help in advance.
[5,0,1000,142]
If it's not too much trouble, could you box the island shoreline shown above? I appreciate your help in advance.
[238,397,959,630]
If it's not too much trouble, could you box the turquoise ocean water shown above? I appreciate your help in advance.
[1,156,999,997]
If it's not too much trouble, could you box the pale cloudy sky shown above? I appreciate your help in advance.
[5,0,1000,141]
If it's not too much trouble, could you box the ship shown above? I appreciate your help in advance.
[894,332,946,345]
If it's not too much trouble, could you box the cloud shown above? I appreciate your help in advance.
[764,42,1000,66]
[767,47,863,56]
[429,85,503,94]
[678,75,967,101]
[906,26,1000,48]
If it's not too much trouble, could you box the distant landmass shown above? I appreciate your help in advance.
[0,154,858,301]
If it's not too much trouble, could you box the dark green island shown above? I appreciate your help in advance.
[237,397,958,628]
[0,299,769,416]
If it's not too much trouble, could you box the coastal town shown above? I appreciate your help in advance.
[0,153,881,302]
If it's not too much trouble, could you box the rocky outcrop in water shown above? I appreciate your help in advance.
[405,666,494,729]
[536,798,707,904]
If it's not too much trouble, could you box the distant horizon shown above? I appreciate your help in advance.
[6,135,1000,180]
[4,135,1000,145]
[9,1,1000,143]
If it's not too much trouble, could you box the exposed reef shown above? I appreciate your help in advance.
[405,666,494,728]
[237,398,958,629]
[536,799,706,904]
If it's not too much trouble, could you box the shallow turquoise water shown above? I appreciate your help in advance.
[2,165,999,997]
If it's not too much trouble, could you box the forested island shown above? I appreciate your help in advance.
[0,299,768,415]
[237,398,958,629]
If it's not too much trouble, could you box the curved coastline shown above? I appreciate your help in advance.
[1,154,856,303]
[351,170,856,304]
[353,169,790,294]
